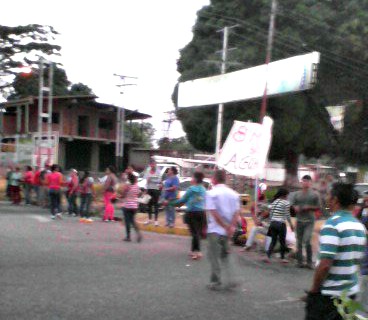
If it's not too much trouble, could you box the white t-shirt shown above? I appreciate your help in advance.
[205,184,241,236]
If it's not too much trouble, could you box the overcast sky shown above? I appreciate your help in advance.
[1,0,210,141]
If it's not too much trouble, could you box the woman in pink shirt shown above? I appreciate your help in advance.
[103,166,118,222]
[47,164,63,219]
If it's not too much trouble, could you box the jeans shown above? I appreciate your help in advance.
[34,186,41,205]
[24,184,32,205]
[67,193,79,215]
[207,233,234,285]
[187,211,205,252]
[49,189,61,216]
[296,220,315,265]
[165,204,176,226]
[147,189,160,221]
[123,208,140,239]
[361,275,368,312]
[80,194,92,218]
[267,221,287,259]
[305,292,345,320]
[246,226,271,251]
[10,185,21,204]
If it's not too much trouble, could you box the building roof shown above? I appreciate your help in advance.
[0,95,151,121]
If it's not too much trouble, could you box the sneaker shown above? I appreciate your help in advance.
[56,213,62,219]
[123,238,131,242]
[51,215,56,220]
[154,221,159,227]
[241,246,251,252]
[281,259,289,264]
[262,257,271,264]
[305,263,314,270]
[85,218,93,222]
[296,263,304,269]
[144,220,152,225]
[72,213,77,217]
[207,282,222,291]
[103,219,109,222]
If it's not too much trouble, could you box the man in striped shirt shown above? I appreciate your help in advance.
[306,183,366,320]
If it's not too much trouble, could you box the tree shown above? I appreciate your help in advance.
[0,24,61,97]
[70,83,94,95]
[175,0,368,184]
[129,122,155,148]
[8,65,70,100]
[158,136,195,151]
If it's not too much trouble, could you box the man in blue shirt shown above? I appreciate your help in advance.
[163,167,180,228]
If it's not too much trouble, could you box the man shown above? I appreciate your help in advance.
[206,170,241,290]
[290,175,320,269]
[305,183,366,320]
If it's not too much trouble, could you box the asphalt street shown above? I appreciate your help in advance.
[0,203,312,320]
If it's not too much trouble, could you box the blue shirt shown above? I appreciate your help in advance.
[174,184,206,212]
[164,176,179,200]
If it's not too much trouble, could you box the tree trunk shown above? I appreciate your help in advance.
[284,150,299,187]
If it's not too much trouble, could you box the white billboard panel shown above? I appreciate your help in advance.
[178,52,320,108]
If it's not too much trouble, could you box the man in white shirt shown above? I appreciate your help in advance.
[206,170,241,290]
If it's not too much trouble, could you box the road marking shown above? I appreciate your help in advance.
[29,215,50,223]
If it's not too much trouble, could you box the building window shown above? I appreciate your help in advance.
[98,118,113,130]
[78,115,89,136]
[42,112,60,124]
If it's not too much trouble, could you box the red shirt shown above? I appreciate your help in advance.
[24,171,34,185]
[47,172,63,190]
[67,175,79,194]
[33,170,41,186]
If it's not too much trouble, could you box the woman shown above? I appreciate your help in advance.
[163,167,180,228]
[47,164,63,219]
[67,169,79,216]
[23,166,34,205]
[144,159,162,226]
[264,188,294,264]
[9,167,22,205]
[79,171,95,221]
[103,166,118,222]
[120,173,142,242]
[171,171,206,260]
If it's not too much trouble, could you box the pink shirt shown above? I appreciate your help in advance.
[24,171,34,185]
[47,172,63,190]
[123,184,140,209]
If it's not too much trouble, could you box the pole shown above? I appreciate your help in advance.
[259,0,278,123]
[115,108,121,170]
[37,59,44,167]
[120,107,125,171]
[47,63,54,165]
[215,26,229,161]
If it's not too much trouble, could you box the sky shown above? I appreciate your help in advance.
[1,0,210,141]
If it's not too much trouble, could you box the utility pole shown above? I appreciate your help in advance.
[215,25,238,161]
[114,74,137,172]
[259,0,278,123]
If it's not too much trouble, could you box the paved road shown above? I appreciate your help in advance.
[0,203,311,320]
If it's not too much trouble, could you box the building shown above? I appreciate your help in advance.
[0,95,151,172]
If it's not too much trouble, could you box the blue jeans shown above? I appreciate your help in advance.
[49,189,61,216]
[80,194,92,218]
[67,193,79,215]
[24,184,32,205]
[165,205,176,226]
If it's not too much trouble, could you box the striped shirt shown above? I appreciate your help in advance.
[318,211,367,297]
[270,199,291,223]
[123,184,140,209]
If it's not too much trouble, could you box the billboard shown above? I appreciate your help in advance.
[178,52,320,108]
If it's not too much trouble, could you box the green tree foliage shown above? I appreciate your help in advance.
[8,66,70,100]
[158,136,195,151]
[69,83,94,96]
[175,0,368,182]
[0,24,61,95]
[129,122,155,148]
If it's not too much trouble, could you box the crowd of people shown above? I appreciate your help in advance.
[4,162,368,318]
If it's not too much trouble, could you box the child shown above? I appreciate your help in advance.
[138,188,151,213]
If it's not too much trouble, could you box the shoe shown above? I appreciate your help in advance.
[241,246,251,252]
[262,257,271,264]
[85,218,93,222]
[56,213,62,219]
[196,252,203,259]
[51,215,56,220]
[103,219,109,222]
[305,264,314,270]
[207,282,222,291]
[296,263,304,268]
[154,221,159,227]
[137,233,143,243]
[224,282,238,290]
[72,213,77,217]
[281,259,289,264]
[144,220,152,225]
[123,238,131,242]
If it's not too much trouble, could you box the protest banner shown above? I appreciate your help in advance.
[217,117,273,177]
